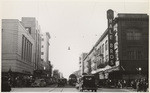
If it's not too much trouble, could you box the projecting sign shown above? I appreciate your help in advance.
[107,9,115,66]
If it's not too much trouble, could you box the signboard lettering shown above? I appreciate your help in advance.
[107,9,115,66]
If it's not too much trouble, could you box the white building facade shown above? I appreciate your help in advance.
[41,32,50,70]
[79,53,88,76]
[2,19,35,75]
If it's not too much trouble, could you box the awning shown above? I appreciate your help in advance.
[91,66,119,74]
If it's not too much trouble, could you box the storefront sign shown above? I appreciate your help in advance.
[107,9,115,66]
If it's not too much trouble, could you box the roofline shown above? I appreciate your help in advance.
[83,29,108,62]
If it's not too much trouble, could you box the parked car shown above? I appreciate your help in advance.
[79,75,97,92]
[2,76,11,92]
[31,79,46,87]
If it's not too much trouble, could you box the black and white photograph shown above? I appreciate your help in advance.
[1,0,149,92]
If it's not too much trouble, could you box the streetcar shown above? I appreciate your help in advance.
[79,75,97,92]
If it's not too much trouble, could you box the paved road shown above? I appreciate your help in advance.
[11,85,137,92]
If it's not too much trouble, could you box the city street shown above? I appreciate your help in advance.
[1,1,149,93]
[11,85,137,92]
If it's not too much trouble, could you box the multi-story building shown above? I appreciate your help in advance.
[21,17,42,70]
[112,13,149,80]
[2,17,44,78]
[2,19,35,76]
[82,10,149,84]
[41,32,51,70]
[79,53,88,76]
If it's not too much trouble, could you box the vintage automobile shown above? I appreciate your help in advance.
[79,75,97,92]
[31,79,46,87]
[57,78,67,87]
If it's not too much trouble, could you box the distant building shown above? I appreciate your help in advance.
[59,72,63,78]
[41,32,51,70]
[73,70,80,78]
[79,53,88,75]
[2,19,35,75]
[21,17,42,70]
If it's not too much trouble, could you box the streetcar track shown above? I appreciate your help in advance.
[48,87,56,92]
[60,88,64,92]
[48,85,57,92]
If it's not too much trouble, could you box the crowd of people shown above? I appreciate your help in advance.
[131,78,148,92]
[7,75,34,87]
[98,78,148,92]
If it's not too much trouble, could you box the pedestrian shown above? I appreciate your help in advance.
[136,80,140,92]
[142,79,148,92]
[118,80,122,88]
[137,79,143,92]
[122,80,126,88]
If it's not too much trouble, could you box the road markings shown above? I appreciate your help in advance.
[60,88,64,92]
[48,85,58,92]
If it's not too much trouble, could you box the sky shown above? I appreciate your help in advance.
[1,0,149,78]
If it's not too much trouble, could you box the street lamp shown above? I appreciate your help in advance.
[139,67,142,71]
[136,67,142,75]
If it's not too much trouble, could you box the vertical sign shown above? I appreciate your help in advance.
[107,9,115,66]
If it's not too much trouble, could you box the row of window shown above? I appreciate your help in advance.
[126,29,141,40]
[21,35,32,62]
[127,50,143,60]
[98,40,108,55]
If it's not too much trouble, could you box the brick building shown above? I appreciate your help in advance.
[82,10,149,85]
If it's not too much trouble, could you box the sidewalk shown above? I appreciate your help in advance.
[121,87,149,92]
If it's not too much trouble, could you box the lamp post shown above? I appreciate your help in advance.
[136,67,142,75]
[138,67,142,75]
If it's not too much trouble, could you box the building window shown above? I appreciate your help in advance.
[42,38,44,41]
[42,45,44,48]
[105,55,108,63]
[115,52,118,61]
[25,27,31,34]
[105,40,108,51]
[41,52,44,55]
[126,29,141,40]
[102,44,104,54]
[127,50,142,60]
[41,59,43,61]
[21,35,32,62]
[99,46,101,54]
